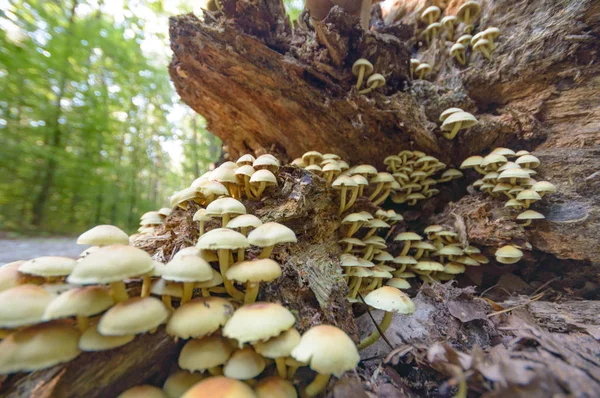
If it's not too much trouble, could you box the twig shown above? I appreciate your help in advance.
[487,292,544,317]
[531,276,560,296]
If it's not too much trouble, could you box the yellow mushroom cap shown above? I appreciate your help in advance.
[179,336,234,372]
[495,245,523,264]
[440,108,464,123]
[421,6,441,22]
[413,261,444,272]
[117,385,167,398]
[457,34,473,47]
[206,198,247,218]
[198,181,229,198]
[410,59,421,69]
[163,370,206,398]
[341,212,371,224]
[473,39,490,52]
[196,228,249,251]
[460,156,483,169]
[166,297,234,339]
[253,154,280,170]
[332,175,357,189]
[516,189,542,201]
[226,215,263,230]
[193,209,212,222]
[517,210,545,222]
[236,154,256,166]
[415,63,432,75]
[483,27,500,40]
[491,147,515,158]
[386,278,411,290]
[247,222,297,247]
[163,255,213,283]
[0,322,80,374]
[235,165,256,180]
[77,224,129,246]
[457,1,481,21]
[0,284,53,328]
[532,181,556,194]
[441,169,463,180]
[444,262,466,274]
[394,232,423,242]
[250,169,278,186]
[291,325,359,377]
[352,59,374,76]
[364,286,416,314]
[0,260,25,292]
[301,151,323,165]
[181,376,256,398]
[223,347,266,380]
[78,323,135,351]
[516,154,541,168]
[67,245,154,285]
[441,111,478,131]
[365,73,386,89]
[498,168,530,182]
[223,302,295,346]
[158,207,172,217]
[253,327,301,359]
[455,256,481,266]
[226,259,282,283]
[98,297,169,336]
[195,269,224,289]
[254,376,297,398]
[43,286,114,321]
[392,256,418,265]
[304,164,322,174]
[19,256,77,277]
[441,15,457,26]
[450,42,465,57]
[351,164,378,176]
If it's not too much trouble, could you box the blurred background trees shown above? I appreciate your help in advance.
[0,0,302,236]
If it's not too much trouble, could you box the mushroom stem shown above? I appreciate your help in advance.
[357,311,393,350]
[219,249,245,301]
[349,276,363,298]
[363,228,377,239]
[201,288,211,297]
[368,183,384,201]
[244,282,260,304]
[418,69,427,79]
[287,364,301,379]
[222,214,231,227]
[109,281,129,303]
[275,357,287,379]
[356,66,367,90]
[372,188,391,206]
[198,221,205,237]
[400,242,412,256]
[445,121,463,140]
[414,248,425,259]
[474,166,486,174]
[141,275,151,298]
[343,187,359,213]
[181,282,194,304]
[338,186,347,215]
[258,245,274,259]
[243,176,255,200]
[479,45,491,61]
[362,245,374,261]
[76,315,89,332]
[208,366,223,376]
[305,373,332,397]
[364,278,379,291]
[253,181,267,198]
[520,219,532,227]
[161,294,173,310]
[358,185,365,197]
[347,222,362,238]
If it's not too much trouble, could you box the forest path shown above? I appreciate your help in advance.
[0,238,81,263]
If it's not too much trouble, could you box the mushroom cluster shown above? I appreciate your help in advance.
[351,59,386,94]
[135,208,171,238]
[460,147,556,226]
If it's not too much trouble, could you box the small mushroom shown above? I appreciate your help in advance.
[482,27,500,50]
[193,209,212,238]
[410,58,421,79]
[516,189,541,208]
[517,210,545,226]
[450,43,466,65]
[333,175,359,215]
[457,34,473,48]
[456,1,481,34]
[440,111,478,140]
[249,169,278,199]
[415,63,432,80]
[441,15,458,40]
[424,22,442,46]
[420,6,441,25]
[531,181,556,197]
[473,38,492,61]
[351,59,374,91]
[495,245,523,264]
[358,73,385,94]
[226,259,282,304]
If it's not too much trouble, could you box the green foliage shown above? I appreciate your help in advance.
[0,0,219,235]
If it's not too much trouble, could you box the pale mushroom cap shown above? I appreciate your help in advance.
[441,111,478,131]
[338,237,365,247]
[517,210,545,221]
[291,325,359,377]
[237,154,256,166]
[67,245,154,285]
[163,255,213,283]
[305,164,322,173]
[444,262,466,274]
[339,254,362,267]
[441,15,457,25]
[77,225,129,246]
[373,251,394,262]
[492,147,516,158]
[167,297,234,339]
[532,181,556,194]
[352,164,378,176]
[410,58,421,68]
[235,165,256,178]
[173,246,201,259]
[495,245,523,259]
[493,183,512,193]
[78,323,135,351]
[498,168,530,181]
[411,241,436,250]
[424,225,444,234]
[457,34,473,46]
[457,1,481,20]
[195,269,224,288]
[181,376,256,398]
[437,245,464,256]
[226,214,263,230]
[441,169,463,179]
[421,5,441,22]
[455,256,480,266]
[226,259,282,283]
[386,278,411,290]
[332,175,358,188]
[158,207,172,217]
[199,181,229,197]
[301,151,323,164]
[250,169,278,186]
[394,232,423,241]
[450,43,465,56]
[393,256,418,265]
[471,31,485,46]
[424,22,442,34]
[516,189,542,201]
[253,327,301,359]
[415,63,432,74]
[370,267,393,279]
[254,376,297,398]
[364,286,416,314]
[322,162,341,173]
[0,260,23,292]
[515,150,530,156]
[206,197,247,217]
[483,27,500,40]
[247,222,297,247]
[196,228,250,251]
[322,153,340,161]
[352,58,374,76]
[163,370,206,398]
[0,322,80,374]
[193,209,212,222]
[117,385,168,398]
[43,286,114,320]
[473,39,490,51]
[0,284,53,328]
[337,160,350,170]
[19,256,77,277]
[371,172,395,184]
[516,154,541,168]
[460,156,483,169]
[98,297,169,336]
[223,347,266,380]
[180,336,234,373]
[413,261,445,272]
[366,73,385,88]
[222,302,295,345]
[341,212,371,223]
[253,155,280,170]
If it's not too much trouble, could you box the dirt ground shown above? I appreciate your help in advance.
[0,238,81,263]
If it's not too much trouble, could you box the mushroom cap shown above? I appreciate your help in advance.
[363,236,387,248]
[492,147,516,158]
[455,256,480,266]
[338,237,365,247]
[198,181,229,197]
[18,256,76,278]
[235,165,256,179]
[483,172,499,182]
[352,164,378,176]
[457,34,473,46]
[415,63,432,74]
[515,150,530,156]
[247,222,297,247]
[424,225,443,234]
[364,286,416,314]
[43,286,114,320]
[424,22,442,34]
[457,1,481,20]
[67,245,154,285]
[179,336,234,372]
[226,259,282,283]
[181,376,255,398]
[223,347,266,380]
[371,172,395,184]
[516,189,542,201]
[493,183,512,193]
[253,327,301,359]
[291,325,359,377]
[473,38,490,51]
[206,197,247,217]
[337,160,350,171]
[421,6,441,22]
[498,168,530,181]
[236,154,256,166]
[441,15,457,25]
[532,181,556,194]
[339,254,362,267]
[322,153,340,161]
[173,247,201,260]
[226,214,263,230]
[365,73,385,88]
[517,210,545,221]
[291,158,305,167]
[301,151,323,164]
[117,386,167,398]
[341,212,371,223]
[158,207,172,217]
[350,174,369,186]
[410,58,421,68]
[193,209,212,222]
[351,58,374,76]
[254,376,297,398]
[395,271,416,278]
[0,284,53,328]
[0,260,23,292]
[253,155,280,172]
[163,255,213,283]
[444,262,466,274]
[250,169,278,186]
[211,167,238,185]
[0,322,80,374]
[450,43,465,56]
[439,110,465,124]
[163,370,206,398]
[495,245,523,259]
[98,297,169,336]
[223,302,295,345]
[167,297,234,340]
[78,323,135,351]
[516,154,541,168]
[460,155,483,169]
[483,27,500,40]
[384,155,402,166]
[394,232,423,242]
[441,169,463,180]
[393,256,418,265]
[195,269,224,288]
[441,111,478,131]
[413,261,445,272]
[373,251,394,262]
[322,162,341,173]
[470,31,485,46]
[196,228,250,251]
[386,278,411,290]
[77,225,129,246]
[411,241,436,251]
[351,267,374,278]
[333,175,358,188]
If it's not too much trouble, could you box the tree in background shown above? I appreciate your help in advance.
[0,0,219,235]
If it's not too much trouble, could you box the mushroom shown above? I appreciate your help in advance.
[424,22,442,46]
[42,286,114,332]
[247,222,297,259]
[450,43,466,65]
[0,261,24,293]
[350,174,369,197]
[339,237,366,254]
[223,346,266,381]
[473,38,491,61]
[357,287,415,350]
[117,386,167,398]
[163,254,214,304]
[226,259,282,304]
[77,224,129,246]
[352,59,374,91]
[386,278,411,290]
[250,169,278,199]
[254,327,301,379]
[456,1,481,33]
[363,218,390,239]
[305,164,322,176]
[482,27,500,50]
[410,58,421,79]
[254,376,297,397]
[206,197,247,227]
[322,162,342,185]
[226,214,263,261]
[18,256,77,284]
[460,155,486,174]
[516,154,540,169]
[415,63,432,80]
[341,212,372,237]
[531,181,556,197]
[394,232,423,256]
[438,168,463,182]
[291,325,359,397]
[150,279,183,310]
[78,321,135,352]
[210,166,240,198]
[302,151,323,166]
[457,34,473,48]
[441,15,458,40]
[495,245,523,264]
[0,285,53,331]
[193,209,212,238]
[198,181,229,205]
[420,6,441,25]
[236,154,256,167]
[179,336,234,376]
[235,165,256,200]
[516,189,541,208]
[440,111,478,140]
[181,376,255,398]
[517,210,545,226]
[223,302,296,347]
[368,172,395,202]
[166,297,234,340]
[358,73,386,94]
[253,155,280,174]
[332,175,359,215]
[163,370,206,398]
[98,296,169,336]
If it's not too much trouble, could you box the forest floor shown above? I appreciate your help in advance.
[0,238,80,263]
